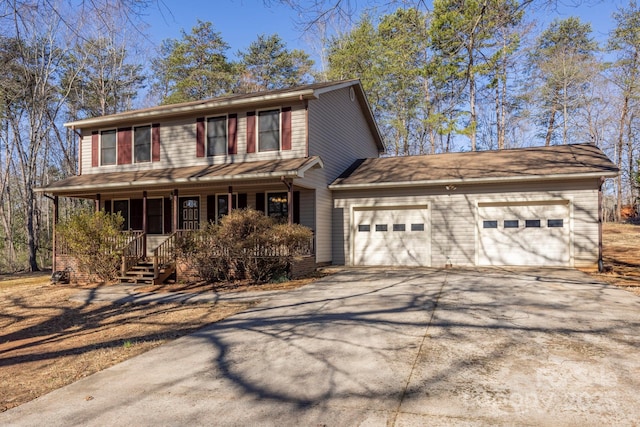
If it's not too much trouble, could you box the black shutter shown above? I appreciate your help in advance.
[238,193,247,209]
[255,192,265,214]
[130,199,143,230]
[104,200,112,213]
[294,191,300,224]
[207,195,216,223]
[164,198,172,233]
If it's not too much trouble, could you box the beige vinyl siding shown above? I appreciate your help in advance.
[333,179,601,268]
[80,104,307,175]
[296,85,381,264]
[307,86,380,181]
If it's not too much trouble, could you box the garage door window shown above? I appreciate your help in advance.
[483,220,498,229]
[548,219,564,228]
[358,224,370,232]
[376,224,388,232]
[393,224,406,231]
[504,220,519,228]
[411,223,425,231]
[525,219,541,228]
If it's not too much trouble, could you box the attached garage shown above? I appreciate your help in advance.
[477,201,570,266]
[330,143,619,269]
[353,206,429,266]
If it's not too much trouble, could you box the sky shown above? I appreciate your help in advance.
[141,0,630,71]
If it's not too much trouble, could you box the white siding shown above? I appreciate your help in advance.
[333,179,601,268]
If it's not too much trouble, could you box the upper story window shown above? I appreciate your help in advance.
[207,116,227,156]
[258,109,280,152]
[134,125,151,163]
[100,130,116,165]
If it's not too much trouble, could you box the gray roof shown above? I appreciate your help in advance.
[330,143,618,189]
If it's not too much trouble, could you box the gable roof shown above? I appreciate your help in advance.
[64,80,384,153]
[330,143,618,189]
[38,156,323,196]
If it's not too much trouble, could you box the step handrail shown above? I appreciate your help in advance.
[120,231,146,275]
[152,231,182,279]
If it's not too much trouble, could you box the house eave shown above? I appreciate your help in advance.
[36,157,324,195]
[64,89,319,129]
[328,171,619,190]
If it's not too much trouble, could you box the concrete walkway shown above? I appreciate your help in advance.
[2,268,639,426]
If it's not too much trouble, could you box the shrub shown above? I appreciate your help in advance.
[57,210,124,283]
[176,209,313,284]
[175,222,231,282]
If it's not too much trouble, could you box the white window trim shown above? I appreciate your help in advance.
[206,114,229,157]
[100,129,118,166]
[133,124,152,164]
[256,107,282,152]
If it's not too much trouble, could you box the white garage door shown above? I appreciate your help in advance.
[478,202,570,266]
[353,207,429,266]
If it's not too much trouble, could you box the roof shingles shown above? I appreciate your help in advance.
[330,143,618,188]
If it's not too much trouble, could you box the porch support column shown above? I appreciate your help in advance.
[142,191,148,255]
[173,189,179,232]
[598,177,604,272]
[52,195,59,272]
[228,186,233,214]
[95,194,101,212]
[281,177,293,225]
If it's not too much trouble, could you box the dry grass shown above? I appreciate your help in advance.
[0,274,316,412]
[587,222,640,296]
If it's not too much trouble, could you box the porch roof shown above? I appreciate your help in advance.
[37,156,323,196]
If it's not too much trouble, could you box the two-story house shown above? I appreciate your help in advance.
[41,79,618,283]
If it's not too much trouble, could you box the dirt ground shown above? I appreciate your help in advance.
[0,223,638,413]
[0,274,315,412]
[587,222,640,296]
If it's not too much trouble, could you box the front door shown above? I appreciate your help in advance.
[179,196,200,230]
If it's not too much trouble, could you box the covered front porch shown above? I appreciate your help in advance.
[41,157,322,284]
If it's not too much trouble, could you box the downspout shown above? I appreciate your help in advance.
[598,177,605,272]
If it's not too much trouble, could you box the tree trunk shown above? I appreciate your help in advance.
[616,95,629,222]
[544,103,557,147]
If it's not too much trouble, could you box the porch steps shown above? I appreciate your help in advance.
[117,261,175,286]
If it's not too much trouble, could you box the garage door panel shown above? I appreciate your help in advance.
[354,207,429,267]
[478,202,570,266]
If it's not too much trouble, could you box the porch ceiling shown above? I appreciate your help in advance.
[37,156,323,197]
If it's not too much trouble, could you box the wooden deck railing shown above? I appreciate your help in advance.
[119,231,146,275]
[153,231,180,279]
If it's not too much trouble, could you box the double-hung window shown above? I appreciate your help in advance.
[207,116,227,156]
[100,130,116,165]
[134,125,151,163]
[258,109,280,152]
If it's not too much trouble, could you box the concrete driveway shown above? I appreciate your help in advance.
[2,268,639,426]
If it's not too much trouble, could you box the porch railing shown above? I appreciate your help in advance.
[153,231,180,279]
[119,231,146,275]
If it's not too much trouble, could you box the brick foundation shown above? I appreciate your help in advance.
[54,255,95,284]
